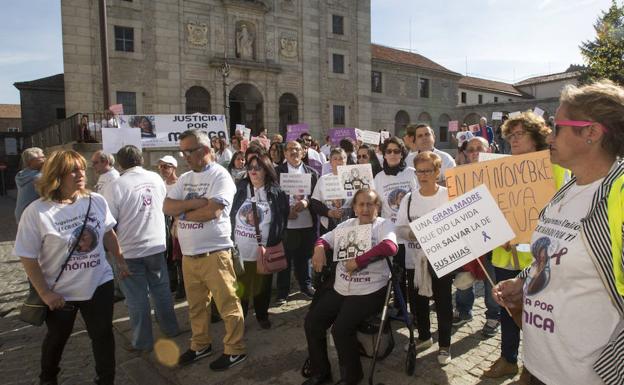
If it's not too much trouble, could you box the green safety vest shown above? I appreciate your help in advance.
[607,174,624,296]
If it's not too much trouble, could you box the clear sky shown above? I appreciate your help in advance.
[0,0,615,104]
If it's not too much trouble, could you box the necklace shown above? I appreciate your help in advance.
[555,184,596,213]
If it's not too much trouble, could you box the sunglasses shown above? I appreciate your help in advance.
[247,164,263,172]
[553,120,607,136]
[415,169,435,175]
[158,164,174,169]
[385,149,402,155]
[357,154,369,159]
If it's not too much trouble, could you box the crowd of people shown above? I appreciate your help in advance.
[12,79,624,385]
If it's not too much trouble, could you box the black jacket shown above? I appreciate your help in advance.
[275,161,320,231]
[230,179,290,247]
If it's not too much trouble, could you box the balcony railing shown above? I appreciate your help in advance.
[26,112,118,149]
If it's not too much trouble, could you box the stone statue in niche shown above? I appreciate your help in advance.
[236,23,255,59]
[187,22,208,47]
[279,36,297,58]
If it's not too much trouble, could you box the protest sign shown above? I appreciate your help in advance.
[448,121,459,132]
[337,164,374,198]
[456,131,474,147]
[119,114,228,148]
[242,127,252,140]
[533,107,545,117]
[329,127,357,145]
[323,175,348,200]
[468,124,480,133]
[508,111,522,119]
[380,131,391,142]
[102,126,142,154]
[445,150,556,243]
[286,123,309,141]
[359,130,381,145]
[333,224,372,262]
[409,185,515,278]
[478,152,510,162]
[280,173,312,196]
[492,112,503,121]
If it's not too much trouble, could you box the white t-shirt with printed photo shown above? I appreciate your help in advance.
[523,179,620,385]
[233,185,272,261]
[322,217,397,296]
[167,163,236,255]
[373,167,417,226]
[311,173,352,230]
[102,167,167,259]
[395,187,448,270]
[13,194,116,301]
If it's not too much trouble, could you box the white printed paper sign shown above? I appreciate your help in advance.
[333,224,372,261]
[533,107,545,117]
[492,112,503,121]
[280,173,312,196]
[409,184,515,278]
[337,164,374,198]
[359,130,381,145]
[380,131,391,142]
[478,152,510,162]
[323,175,348,200]
[102,126,142,154]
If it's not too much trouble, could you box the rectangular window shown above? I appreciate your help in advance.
[419,78,430,98]
[460,92,466,103]
[114,26,134,52]
[333,105,345,125]
[478,94,483,104]
[494,96,499,103]
[332,15,344,35]
[116,91,137,114]
[439,126,448,142]
[371,71,382,93]
[332,53,344,74]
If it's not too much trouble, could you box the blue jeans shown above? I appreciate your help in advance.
[495,267,521,363]
[455,253,500,321]
[120,252,179,350]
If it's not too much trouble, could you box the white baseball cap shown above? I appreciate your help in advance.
[158,155,178,168]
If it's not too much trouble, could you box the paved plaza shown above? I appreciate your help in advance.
[0,196,522,385]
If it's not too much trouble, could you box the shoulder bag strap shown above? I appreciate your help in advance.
[407,192,413,223]
[249,185,262,245]
[52,194,92,288]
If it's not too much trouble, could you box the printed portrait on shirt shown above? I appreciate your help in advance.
[387,188,409,212]
[70,225,99,254]
[525,237,553,296]
[237,202,263,227]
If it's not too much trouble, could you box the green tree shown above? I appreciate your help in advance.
[579,0,624,85]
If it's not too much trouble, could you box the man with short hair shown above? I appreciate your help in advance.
[320,135,332,159]
[102,145,179,352]
[405,124,456,182]
[15,147,45,222]
[164,129,246,370]
[91,150,119,193]
[275,140,319,304]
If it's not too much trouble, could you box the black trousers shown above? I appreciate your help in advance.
[238,261,272,321]
[393,245,417,315]
[413,263,453,347]
[40,280,115,384]
[304,287,386,385]
[277,227,316,297]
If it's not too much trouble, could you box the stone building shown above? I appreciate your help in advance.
[13,74,65,134]
[0,105,21,133]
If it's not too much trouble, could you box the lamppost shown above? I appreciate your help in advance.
[220,60,230,128]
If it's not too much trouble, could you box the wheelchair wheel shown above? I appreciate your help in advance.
[301,357,312,378]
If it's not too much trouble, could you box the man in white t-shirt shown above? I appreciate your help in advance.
[91,150,120,193]
[404,124,456,183]
[163,129,246,371]
[320,135,332,159]
[102,145,179,352]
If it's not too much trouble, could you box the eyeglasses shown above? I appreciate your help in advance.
[415,169,435,175]
[180,147,202,157]
[385,149,402,155]
[247,164,263,172]
[505,131,527,141]
[158,164,174,169]
[357,154,369,159]
[553,120,607,136]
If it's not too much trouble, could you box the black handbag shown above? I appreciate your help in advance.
[19,195,92,326]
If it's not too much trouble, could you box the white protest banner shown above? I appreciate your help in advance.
[468,124,480,133]
[533,107,545,117]
[280,173,312,196]
[478,152,510,162]
[359,130,381,145]
[508,111,522,119]
[323,175,348,200]
[119,114,228,148]
[102,126,142,154]
[337,164,374,198]
[492,112,503,121]
[242,127,252,140]
[333,224,372,262]
[448,121,459,132]
[409,185,515,278]
[380,131,391,142]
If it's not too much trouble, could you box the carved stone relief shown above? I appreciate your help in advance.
[235,21,255,60]
[279,35,297,59]
[187,22,208,47]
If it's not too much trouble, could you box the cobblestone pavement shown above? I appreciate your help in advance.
[0,196,523,385]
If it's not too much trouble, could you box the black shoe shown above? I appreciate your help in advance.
[301,286,316,299]
[302,373,332,385]
[258,318,271,329]
[209,353,247,371]
[178,345,212,366]
[211,313,222,324]
[175,289,186,300]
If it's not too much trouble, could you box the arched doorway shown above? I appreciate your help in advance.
[279,93,298,135]
[394,110,410,137]
[417,111,432,125]
[229,83,264,136]
[185,86,211,114]
[463,112,481,125]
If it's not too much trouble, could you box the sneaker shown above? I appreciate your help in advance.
[482,357,518,378]
[404,337,433,352]
[274,297,287,306]
[178,345,212,366]
[301,286,316,299]
[209,353,247,371]
[437,348,451,365]
[452,311,473,327]
[481,319,500,337]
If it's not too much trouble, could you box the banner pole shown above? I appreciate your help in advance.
[476,257,513,317]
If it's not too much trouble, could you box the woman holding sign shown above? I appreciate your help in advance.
[305,189,397,385]
[484,110,551,380]
[395,151,452,365]
[493,80,624,385]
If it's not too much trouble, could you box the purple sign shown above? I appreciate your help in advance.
[329,127,357,146]
[286,123,309,142]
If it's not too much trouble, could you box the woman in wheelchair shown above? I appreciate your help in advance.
[304,189,398,385]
